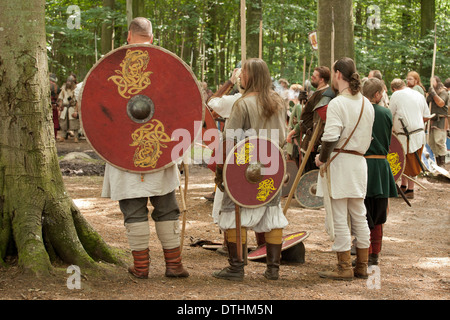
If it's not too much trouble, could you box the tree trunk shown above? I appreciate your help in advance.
[420,0,435,86]
[317,0,355,70]
[0,0,122,276]
[247,0,262,59]
[101,0,115,55]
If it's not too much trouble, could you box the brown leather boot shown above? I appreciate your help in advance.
[318,250,353,281]
[353,247,369,279]
[128,248,150,279]
[264,243,282,280]
[213,242,245,281]
[163,247,189,278]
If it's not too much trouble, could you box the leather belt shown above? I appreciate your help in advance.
[333,148,365,157]
[364,155,387,159]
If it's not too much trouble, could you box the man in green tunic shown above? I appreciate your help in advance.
[362,78,398,267]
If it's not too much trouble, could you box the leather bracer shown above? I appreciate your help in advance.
[319,140,339,163]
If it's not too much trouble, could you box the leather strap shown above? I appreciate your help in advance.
[334,148,365,157]
[364,155,386,159]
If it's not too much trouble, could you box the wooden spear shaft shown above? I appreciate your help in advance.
[241,0,246,64]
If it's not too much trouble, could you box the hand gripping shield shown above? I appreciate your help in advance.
[223,136,286,208]
[80,44,204,172]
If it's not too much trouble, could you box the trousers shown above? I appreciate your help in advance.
[331,197,370,252]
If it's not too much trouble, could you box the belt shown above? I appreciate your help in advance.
[333,148,365,157]
[396,128,424,135]
[364,155,387,159]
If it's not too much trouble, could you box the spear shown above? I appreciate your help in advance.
[427,23,437,142]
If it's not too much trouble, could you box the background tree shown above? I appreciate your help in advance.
[0,0,122,275]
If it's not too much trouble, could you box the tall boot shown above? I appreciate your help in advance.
[264,243,282,280]
[353,247,369,279]
[212,242,245,281]
[318,250,353,281]
[128,248,150,279]
[163,247,189,278]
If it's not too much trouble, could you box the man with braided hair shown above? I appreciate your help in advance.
[101,17,189,279]
[315,57,374,281]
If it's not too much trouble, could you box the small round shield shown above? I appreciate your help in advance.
[223,136,286,208]
[295,169,323,209]
[80,44,204,173]
[281,160,298,197]
[388,134,406,182]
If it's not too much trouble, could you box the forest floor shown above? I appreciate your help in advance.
[0,137,449,304]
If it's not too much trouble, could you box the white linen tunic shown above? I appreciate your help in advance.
[389,87,430,153]
[316,92,375,199]
[101,163,180,201]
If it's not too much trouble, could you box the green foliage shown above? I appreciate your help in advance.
[45,0,449,90]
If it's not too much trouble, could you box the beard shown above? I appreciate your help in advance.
[311,80,319,89]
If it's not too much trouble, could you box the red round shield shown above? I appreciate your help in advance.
[80,44,204,172]
[281,160,298,197]
[223,136,286,208]
[248,231,310,260]
[388,134,406,182]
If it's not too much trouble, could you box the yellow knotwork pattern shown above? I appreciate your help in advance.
[130,119,171,168]
[235,142,255,166]
[387,152,401,176]
[256,178,277,202]
[108,49,152,99]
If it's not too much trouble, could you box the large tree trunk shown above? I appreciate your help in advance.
[0,0,122,276]
[317,0,355,70]
[420,0,435,86]
[101,0,115,55]
[246,0,262,59]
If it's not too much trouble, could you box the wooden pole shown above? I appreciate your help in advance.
[240,0,246,63]
[259,20,263,59]
[427,23,437,142]
[283,119,323,214]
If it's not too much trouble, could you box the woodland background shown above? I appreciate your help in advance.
[46,0,450,92]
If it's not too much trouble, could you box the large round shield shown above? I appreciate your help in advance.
[388,134,406,182]
[281,160,298,197]
[80,44,204,172]
[295,169,323,209]
[223,136,286,208]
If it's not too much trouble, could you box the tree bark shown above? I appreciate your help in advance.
[0,0,122,276]
[317,0,355,70]
[101,0,115,55]
[247,0,262,59]
[420,0,435,85]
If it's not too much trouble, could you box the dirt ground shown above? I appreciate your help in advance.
[0,137,449,302]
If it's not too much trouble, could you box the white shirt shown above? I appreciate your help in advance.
[207,93,241,119]
[317,93,375,199]
[389,87,430,153]
[101,163,180,201]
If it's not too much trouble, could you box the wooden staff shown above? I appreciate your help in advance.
[283,118,323,215]
[427,23,437,143]
[235,205,243,262]
[259,19,263,59]
[240,0,246,63]
[178,169,188,253]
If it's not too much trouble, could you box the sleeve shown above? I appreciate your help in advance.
[320,100,342,143]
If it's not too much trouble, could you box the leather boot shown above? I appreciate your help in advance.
[163,247,189,278]
[128,248,150,279]
[318,250,353,281]
[212,242,245,281]
[353,248,369,279]
[368,253,379,266]
[264,243,282,280]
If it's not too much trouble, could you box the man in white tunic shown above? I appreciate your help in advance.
[315,57,374,280]
[101,17,189,279]
[389,79,431,198]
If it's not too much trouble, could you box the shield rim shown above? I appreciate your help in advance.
[295,169,323,209]
[390,133,406,183]
[223,136,286,209]
[80,43,205,173]
[247,231,310,260]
